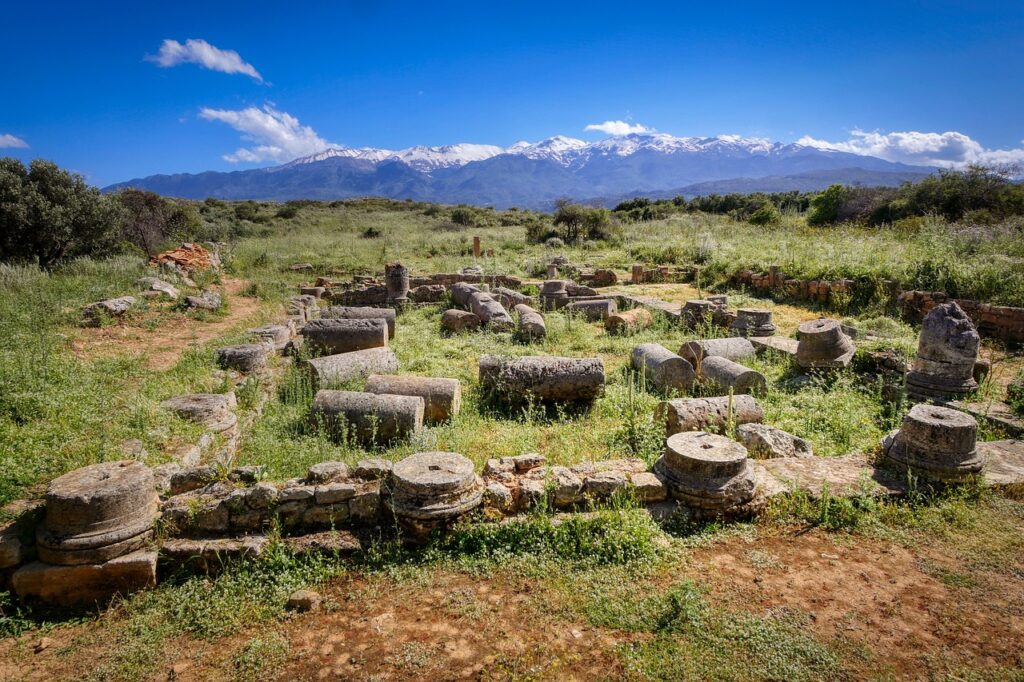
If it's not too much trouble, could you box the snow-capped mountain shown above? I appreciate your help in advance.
[107,132,934,209]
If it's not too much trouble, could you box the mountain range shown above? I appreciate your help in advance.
[106,134,934,209]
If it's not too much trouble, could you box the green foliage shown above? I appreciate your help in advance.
[747,202,781,226]
[550,199,617,244]
[0,157,125,267]
[806,183,848,226]
[117,188,201,255]
[1007,371,1024,416]
[450,206,476,226]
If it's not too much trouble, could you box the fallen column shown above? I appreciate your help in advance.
[565,298,617,321]
[678,338,756,366]
[322,306,396,338]
[493,287,533,309]
[882,403,983,482]
[441,309,481,333]
[310,390,424,445]
[479,355,605,404]
[656,395,764,435]
[302,318,388,355]
[305,348,399,388]
[469,292,515,331]
[216,344,268,373]
[249,324,291,352]
[365,374,462,423]
[514,304,546,339]
[695,355,767,395]
[631,343,695,393]
[450,282,481,308]
[605,308,653,334]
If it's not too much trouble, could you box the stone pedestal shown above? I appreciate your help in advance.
[388,452,484,542]
[539,280,570,310]
[732,308,776,337]
[385,262,410,304]
[682,300,714,327]
[796,318,855,369]
[883,404,983,482]
[906,302,980,401]
[654,432,763,517]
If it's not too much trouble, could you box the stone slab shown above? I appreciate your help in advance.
[951,400,1024,437]
[760,453,907,499]
[979,439,1024,488]
[12,550,157,606]
[750,336,799,357]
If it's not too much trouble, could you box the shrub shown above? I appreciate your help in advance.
[552,199,616,244]
[545,237,565,249]
[117,188,201,255]
[450,206,476,226]
[747,203,781,226]
[806,184,848,226]
[234,201,260,222]
[0,157,125,267]
[275,204,299,219]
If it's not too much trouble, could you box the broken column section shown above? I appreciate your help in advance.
[796,318,855,369]
[654,431,764,518]
[882,403,983,482]
[905,302,980,401]
[387,451,484,542]
[479,355,605,405]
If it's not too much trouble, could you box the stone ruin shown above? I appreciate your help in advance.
[731,308,776,337]
[795,318,856,370]
[905,302,980,401]
[882,404,983,482]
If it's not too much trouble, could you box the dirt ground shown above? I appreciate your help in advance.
[70,277,268,371]
[6,524,1021,681]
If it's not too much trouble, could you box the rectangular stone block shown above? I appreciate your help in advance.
[13,551,157,606]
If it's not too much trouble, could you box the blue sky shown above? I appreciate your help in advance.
[2,0,1023,186]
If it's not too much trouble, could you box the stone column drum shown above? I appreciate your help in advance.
[883,404,983,482]
[695,356,767,396]
[631,343,695,393]
[515,304,547,339]
[654,432,762,517]
[322,306,397,338]
[683,300,715,327]
[36,461,158,565]
[479,355,605,404]
[656,395,764,435]
[731,308,776,337]
[387,452,484,541]
[385,262,410,304]
[605,308,653,334]
[302,318,389,354]
[679,338,756,366]
[795,318,855,369]
[310,390,424,445]
[364,374,462,423]
[565,298,617,321]
[539,280,570,310]
[305,348,399,388]
[906,302,980,401]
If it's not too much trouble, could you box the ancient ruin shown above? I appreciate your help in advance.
[905,302,980,401]
[795,318,856,369]
[882,404,984,482]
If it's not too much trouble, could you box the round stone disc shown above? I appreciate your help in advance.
[664,431,749,479]
[44,461,157,537]
[392,452,477,496]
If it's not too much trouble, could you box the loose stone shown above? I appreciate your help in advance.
[514,304,547,339]
[305,348,399,388]
[679,338,756,366]
[441,309,481,333]
[796,318,855,369]
[732,308,776,337]
[216,343,268,373]
[82,296,136,326]
[631,343,695,393]
[694,355,767,395]
[605,308,653,334]
[565,298,617,321]
[478,355,605,405]
[656,395,764,435]
[310,390,424,445]
[184,290,222,311]
[364,374,461,423]
[249,324,291,352]
[322,305,396,338]
[302,318,389,355]
[737,423,813,458]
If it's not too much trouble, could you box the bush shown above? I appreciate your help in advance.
[234,201,260,222]
[552,199,616,244]
[450,206,476,226]
[747,203,781,226]
[117,188,201,255]
[806,184,848,226]
[0,158,125,267]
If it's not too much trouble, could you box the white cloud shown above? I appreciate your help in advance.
[0,134,28,148]
[797,129,1024,169]
[584,120,654,136]
[148,39,262,82]
[199,105,332,163]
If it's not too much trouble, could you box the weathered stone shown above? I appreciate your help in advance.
[605,308,653,334]
[385,262,410,303]
[160,537,269,573]
[483,458,515,476]
[796,318,855,369]
[682,300,715,327]
[37,461,157,566]
[695,355,767,396]
[732,308,776,337]
[493,287,532,309]
[365,374,462,423]
[349,484,382,522]
[161,393,237,432]
[906,302,980,401]
[565,298,617,321]
[737,424,813,459]
[306,461,350,484]
[883,404,983,482]
[300,286,327,299]
[314,482,357,505]
[656,395,764,435]
[679,338,756,366]
[512,453,546,473]
[305,348,399,389]
[136,277,179,300]
[352,458,393,481]
[450,282,482,308]
[301,504,349,527]
[82,296,136,326]
[184,290,222,311]
[246,482,279,509]
[302,318,388,355]
[310,390,424,445]
[631,343,695,393]
[584,471,628,498]
[287,589,322,612]
[514,304,546,340]
[569,459,648,476]
[441,309,481,333]
[12,550,157,606]
[655,431,760,513]
[228,466,265,484]
[478,355,605,404]
[249,324,291,352]
[518,478,547,510]
[409,284,447,303]
[469,292,515,331]
[169,465,218,496]
[216,344,268,373]
[321,306,396,338]
[550,466,583,507]
[278,485,316,502]
[629,472,668,502]
[484,482,514,512]
[539,280,570,310]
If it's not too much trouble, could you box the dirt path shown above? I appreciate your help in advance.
[70,277,269,371]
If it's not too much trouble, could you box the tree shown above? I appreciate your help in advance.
[552,199,614,244]
[806,184,849,226]
[0,158,123,266]
[117,188,201,254]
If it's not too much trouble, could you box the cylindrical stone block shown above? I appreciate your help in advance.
[605,308,653,334]
[249,324,291,352]
[655,395,764,435]
[365,374,462,423]
[306,348,399,388]
[679,338,756,366]
[493,287,532,309]
[388,451,484,541]
[796,318,855,369]
[322,306,396,338]
[696,356,767,395]
[441,309,481,333]
[515,304,546,339]
[302,318,388,355]
[631,343,695,393]
[547,264,559,278]
[884,404,983,482]
[732,308,776,337]
[565,298,617,321]
[37,461,157,566]
[906,302,980,400]
[216,344,268,373]
[655,431,758,511]
[683,300,715,326]
[310,390,424,444]
[385,262,410,303]
[469,292,514,331]
[539,280,569,310]
[478,355,605,404]
[707,294,728,307]
[450,282,481,308]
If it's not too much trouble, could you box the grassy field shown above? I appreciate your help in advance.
[1,200,1023,680]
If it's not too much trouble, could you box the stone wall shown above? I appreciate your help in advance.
[631,264,695,284]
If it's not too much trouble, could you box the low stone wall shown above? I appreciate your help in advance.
[732,267,862,304]
[327,273,524,307]
[631,264,695,284]
[897,291,1024,344]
